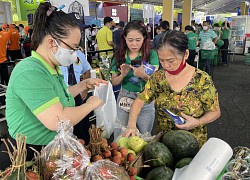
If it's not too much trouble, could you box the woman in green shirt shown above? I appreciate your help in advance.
[221,20,231,64]
[0,2,106,170]
[111,20,159,139]
[124,30,221,147]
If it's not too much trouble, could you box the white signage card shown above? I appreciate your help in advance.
[50,0,89,16]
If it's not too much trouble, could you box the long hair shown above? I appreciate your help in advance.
[113,20,151,68]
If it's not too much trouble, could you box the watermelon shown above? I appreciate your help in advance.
[175,157,193,168]
[146,166,173,180]
[162,130,199,160]
[144,142,173,167]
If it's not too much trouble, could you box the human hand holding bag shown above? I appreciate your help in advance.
[93,82,117,139]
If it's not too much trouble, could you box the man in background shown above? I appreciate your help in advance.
[96,17,115,56]
[8,24,22,61]
[0,23,10,85]
[153,20,170,49]
[113,21,124,49]
[185,25,198,67]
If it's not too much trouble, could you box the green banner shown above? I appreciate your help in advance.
[17,0,40,21]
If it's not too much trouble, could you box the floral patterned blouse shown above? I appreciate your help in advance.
[138,68,219,147]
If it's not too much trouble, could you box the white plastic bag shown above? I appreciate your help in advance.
[202,39,216,50]
[93,82,117,139]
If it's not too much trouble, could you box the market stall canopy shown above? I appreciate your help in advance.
[132,0,248,15]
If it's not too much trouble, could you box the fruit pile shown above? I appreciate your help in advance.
[142,130,200,180]
[41,121,90,179]
[82,125,141,179]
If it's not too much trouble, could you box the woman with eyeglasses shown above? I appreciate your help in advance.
[0,2,107,170]
[123,30,221,148]
[111,20,159,140]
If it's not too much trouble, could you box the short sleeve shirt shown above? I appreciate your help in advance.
[186,32,198,50]
[0,31,10,63]
[110,49,159,92]
[59,50,91,86]
[221,28,230,40]
[199,29,217,49]
[138,68,219,147]
[8,28,20,50]
[6,51,75,145]
[96,26,113,51]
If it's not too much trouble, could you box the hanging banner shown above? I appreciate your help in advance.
[17,0,40,21]
[17,0,89,22]
[0,1,12,25]
[130,8,143,22]
[50,0,89,16]
[143,4,154,19]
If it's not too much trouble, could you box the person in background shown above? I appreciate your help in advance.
[191,20,196,31]
[110,20,159,139]
[153,20,170,49]
[155,26,161,35]
[22,27,33,57]
[96,17,115,55]
[185,25,198,67]
[221,20,231,65]
[213,23,222,39]
[18,24,26,58]
[0,23,10,85]
[113,21,125,49]
[199,20,218,75]
[59,50,92,144]
[8,24,22,61]
[173,21,180,31]
[196,23,202,36]
[146,23,152,39]
[18,24,25,40]
[85,25,92,51]
[124,30,221,148]
[0,2,106,170]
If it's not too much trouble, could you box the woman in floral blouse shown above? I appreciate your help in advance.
[124,30,221,147]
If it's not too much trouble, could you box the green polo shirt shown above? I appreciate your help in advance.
[186,31,198,50]
[221,28,230,40]
[6,51,75,145]
[110,49,159,92]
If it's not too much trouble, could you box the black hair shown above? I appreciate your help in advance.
[214,23,219,27]
[185,25,194,32]
[222,22,230,28]
[118,21,125,28]
[160,20,170,31]
[104,17,113,25]
[18,24,24,28]
[158,30,188,56]
[31,2,80,50]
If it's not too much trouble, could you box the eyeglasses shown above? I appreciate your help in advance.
[57,39,83,52]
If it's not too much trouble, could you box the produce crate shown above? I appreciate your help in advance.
[200,49,215,60]
[131,132,166,178]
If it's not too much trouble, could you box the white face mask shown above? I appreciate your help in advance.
[175,27,180,31]
[52,40,78,66]
[214,27,219,31]
[203,26,208,31]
